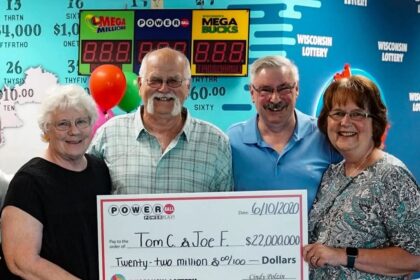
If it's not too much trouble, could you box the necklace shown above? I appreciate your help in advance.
[345,146,375,177]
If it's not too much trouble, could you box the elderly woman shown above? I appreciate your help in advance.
[303,75,420,279]
[0,84,111,279]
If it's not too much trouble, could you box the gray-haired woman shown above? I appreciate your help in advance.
[0,84,111,279]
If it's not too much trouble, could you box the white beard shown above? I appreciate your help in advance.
[146,92,182,116]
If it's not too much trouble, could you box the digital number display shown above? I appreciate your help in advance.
[81,40,132,64]
[78,10,249,76]
[193,40,246,74]
[137,41,189,64]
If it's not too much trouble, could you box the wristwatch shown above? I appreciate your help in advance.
[346,247,359,268]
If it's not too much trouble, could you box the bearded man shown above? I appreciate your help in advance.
[89,47,233,194]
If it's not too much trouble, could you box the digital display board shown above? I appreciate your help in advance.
[78,9,250,76]
[191,10,249,76]
[192,40,247,74]
[137,40,188,64]
[81,40,132,64]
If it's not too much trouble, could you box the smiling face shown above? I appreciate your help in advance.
[327,101,374,158]
[251,67,298,128]
[46,108,92,163]
[139,49,190,118]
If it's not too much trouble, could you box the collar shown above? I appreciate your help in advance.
[134,106,192,142]
[242,109,317,145]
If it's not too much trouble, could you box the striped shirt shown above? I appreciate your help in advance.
[88,107,233,194]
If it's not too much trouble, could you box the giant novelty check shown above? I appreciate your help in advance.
[97,190,309,280]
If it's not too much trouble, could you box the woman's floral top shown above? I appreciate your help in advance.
[309,153,420,279]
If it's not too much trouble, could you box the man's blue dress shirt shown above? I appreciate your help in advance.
[227,110,341,209]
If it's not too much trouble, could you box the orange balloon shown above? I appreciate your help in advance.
[89,64,126,112]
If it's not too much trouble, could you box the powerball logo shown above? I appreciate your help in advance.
[108,203,175,220]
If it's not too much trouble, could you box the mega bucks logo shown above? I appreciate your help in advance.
[202,15,238,33]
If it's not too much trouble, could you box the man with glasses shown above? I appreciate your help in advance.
[89,47,233,194]
[227,55,341,208]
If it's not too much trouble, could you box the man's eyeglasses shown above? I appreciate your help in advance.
[251,83,296,97]
[146,78,187,89]
[328,110,372,121]
[52,117,91,131]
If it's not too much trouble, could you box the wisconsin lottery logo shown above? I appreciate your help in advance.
[108,203,175,219]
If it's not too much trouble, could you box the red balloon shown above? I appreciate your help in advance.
[89,64,126,112]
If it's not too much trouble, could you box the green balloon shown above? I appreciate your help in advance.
[118,71,141,113]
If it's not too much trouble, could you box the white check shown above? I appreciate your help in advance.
[97,190,309,280]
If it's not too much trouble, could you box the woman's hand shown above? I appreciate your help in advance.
[303,243,346,268]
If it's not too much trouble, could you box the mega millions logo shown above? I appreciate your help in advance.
[84,14,127,33]
[202,15,238,33]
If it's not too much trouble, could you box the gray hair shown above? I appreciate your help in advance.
[38,84,97,139]
[139,47,191,81]
[250,55,299,83]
